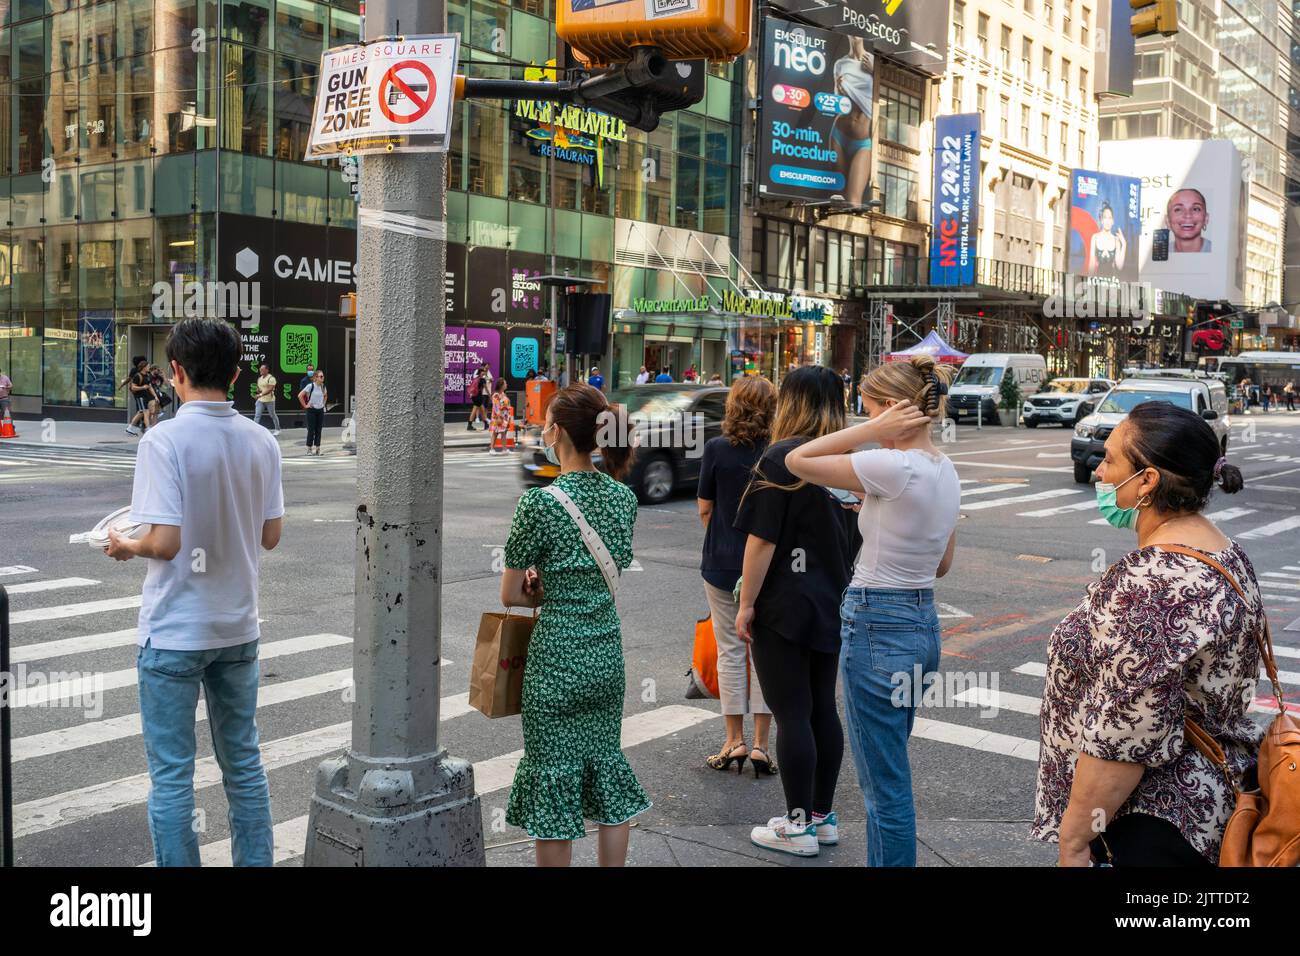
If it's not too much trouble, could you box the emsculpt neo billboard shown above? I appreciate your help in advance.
[1067,169,1141,282]
[929,113,980,286]
[758,19,875,204]
[770,0,950,77]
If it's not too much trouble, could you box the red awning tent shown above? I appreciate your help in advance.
[885,331,968,365]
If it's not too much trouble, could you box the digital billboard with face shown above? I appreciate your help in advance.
[1067,170,1142,282]
[1097,139,1246,302]
[757,19,875,204]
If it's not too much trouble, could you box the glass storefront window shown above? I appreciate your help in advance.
[46,224,79,307]
[15,76,45,173]
[155,46,203,153]
[276,0,326,60]
[224,0,274,49]
[507,124,544,204]
[80,164,115,222]
[50,167,78,225]
[12,229,44,307]
[677,113,702,156]
[220,152,275,216]
[157,215,198,287]
[510,10,551,65]
[278,159,327,222]
[13,19,46,80]
[80,222,117,309]
[155,153,197,215]
[644,146,670,225]
[469,0,509,54]
[467,102,506,198]
[274,55,317,160]
[512,0,548,17]
[80,2,119,79]
[44,310,79,406]
[701,161,727,235]
[224,43,271,154]
[121,0,157,56]
[328,6,360,45]
[704,120,731,165]
[326,164,355,226]
[115,158,153,219]
[117,216,155,306]
[674,154,699,230]
[117,54,153,160]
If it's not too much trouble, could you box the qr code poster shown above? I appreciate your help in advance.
[280,324,320,374]
[645,0,698,18]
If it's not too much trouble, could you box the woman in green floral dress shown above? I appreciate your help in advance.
[499,383,650,866]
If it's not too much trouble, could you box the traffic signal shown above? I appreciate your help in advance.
[1131,0,1178,37]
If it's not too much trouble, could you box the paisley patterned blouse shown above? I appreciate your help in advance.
[1032,543,1266,862]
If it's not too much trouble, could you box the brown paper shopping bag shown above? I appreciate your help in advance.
[468,609,536,718]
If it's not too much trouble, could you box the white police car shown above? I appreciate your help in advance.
[1021,377,1115,428]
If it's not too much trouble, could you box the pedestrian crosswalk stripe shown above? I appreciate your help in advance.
[912,717,1039,761]
[959,483,1026,498]
[4,577,99,595]
[148,704,720,866]
[11,627,138,664]
[10,595,143,625]
[0,565,38,577]
[12,674,466,763]
[1203,508,1257,524]
[1014,662,1047,677]
[1018,499,1099,517]
[962,488,1082,511]
[11,632,351,707]
[1239,516,1300,540]
[15,721,352,839]
[1259,579,1300,591]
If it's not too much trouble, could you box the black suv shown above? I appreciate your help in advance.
[519,384,727,504]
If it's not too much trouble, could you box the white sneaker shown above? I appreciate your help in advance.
[750,815,819,857]
[812,811,839,845]
[125,425,140,436]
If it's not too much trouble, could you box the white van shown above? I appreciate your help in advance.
[947,353,1047,426]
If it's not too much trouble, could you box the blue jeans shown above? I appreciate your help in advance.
[839,587,941,867]
[137,639,273,866]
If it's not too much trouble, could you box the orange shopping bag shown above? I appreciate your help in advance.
[685,614,720,700]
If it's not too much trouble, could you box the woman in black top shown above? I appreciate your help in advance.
[696,376,777,776]
[735,366,860,858]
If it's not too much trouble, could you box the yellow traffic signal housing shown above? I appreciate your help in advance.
[556,0,750,67]
[340,292,357,319]
[1131,0,1178,37]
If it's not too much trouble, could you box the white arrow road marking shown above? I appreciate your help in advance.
[963,488,1083,511]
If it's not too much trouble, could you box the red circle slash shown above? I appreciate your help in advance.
[378,60,437,125]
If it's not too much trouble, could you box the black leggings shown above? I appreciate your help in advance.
[749,625,843,821]
[305,407,324,447]
[1090,813,1213,867]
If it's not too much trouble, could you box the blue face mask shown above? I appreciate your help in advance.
[1094,470,1144,530]
[543,424,560,466]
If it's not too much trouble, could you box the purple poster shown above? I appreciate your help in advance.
[444,326,501,405]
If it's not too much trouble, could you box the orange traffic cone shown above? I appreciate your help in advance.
[504,419,517,450]
[0,408,17,439]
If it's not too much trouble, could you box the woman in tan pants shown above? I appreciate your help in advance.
[696,376,778,775]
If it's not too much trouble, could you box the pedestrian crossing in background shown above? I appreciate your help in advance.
[0,443,353,483]
[1,564,721,866]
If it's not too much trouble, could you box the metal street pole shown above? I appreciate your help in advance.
[303,0,485,866]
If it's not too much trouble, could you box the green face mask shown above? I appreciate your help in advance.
[1094,470,1144,530]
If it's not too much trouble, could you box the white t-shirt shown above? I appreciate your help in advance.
[128,400,285,650]
[303,382,326,408]
[635,372,650,384]
[847,447,960,589]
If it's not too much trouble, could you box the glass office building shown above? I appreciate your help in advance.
[0,0,744,420]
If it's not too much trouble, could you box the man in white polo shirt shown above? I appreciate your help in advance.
[105,316,284,867]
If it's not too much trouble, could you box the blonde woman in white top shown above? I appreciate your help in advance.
[786,355,960,866]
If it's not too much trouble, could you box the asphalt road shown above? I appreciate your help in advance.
[3,410,1299,867]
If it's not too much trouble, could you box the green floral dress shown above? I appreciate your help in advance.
[502,469,651,840]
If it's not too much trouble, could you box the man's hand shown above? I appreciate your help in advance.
[105,528,137,561]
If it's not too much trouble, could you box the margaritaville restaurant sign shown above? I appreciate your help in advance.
[630,291,832,323]
[514,61,628,185]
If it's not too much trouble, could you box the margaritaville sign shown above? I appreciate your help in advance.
[514,61,628,185]
[630,291,829,323]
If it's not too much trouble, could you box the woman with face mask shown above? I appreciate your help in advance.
[499,383,647,867]
[1032,402,1265,867]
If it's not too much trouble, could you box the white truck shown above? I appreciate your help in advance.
[947,353,1047,426]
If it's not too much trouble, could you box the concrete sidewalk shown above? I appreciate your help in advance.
[485,820,1057,867]
[3,413,496,456]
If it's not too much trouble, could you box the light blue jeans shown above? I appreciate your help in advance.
[137,639,273,866]
[839,587,941,867]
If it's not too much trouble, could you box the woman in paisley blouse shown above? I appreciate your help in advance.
[1033,401,1265,866]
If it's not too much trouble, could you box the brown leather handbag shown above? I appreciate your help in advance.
[1161,545,1300,867]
